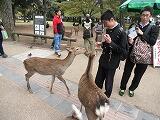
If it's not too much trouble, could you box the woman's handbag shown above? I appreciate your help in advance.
[130,37,152,64]
[1,30,8,39]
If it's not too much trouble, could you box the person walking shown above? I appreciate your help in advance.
[82,14,95,55]
[95,19,103,48]
[52,9,64,57]
[95,10,128,98]
[0,20,8,58]
[119,6,159,97]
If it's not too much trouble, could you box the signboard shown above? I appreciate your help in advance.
[34,15,45,35]
[153,39,160,68]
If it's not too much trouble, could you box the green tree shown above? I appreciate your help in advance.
[55,0,121,17]
[0,0,15,40]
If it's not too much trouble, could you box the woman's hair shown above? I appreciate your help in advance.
[140,6,153,15]
[101,10,115,21]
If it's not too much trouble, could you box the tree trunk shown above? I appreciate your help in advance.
[99,0,103,15]
[12,4,16,26]
[0,0,15,40]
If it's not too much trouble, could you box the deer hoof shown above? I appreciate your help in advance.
[50,91,54,94]
[28,89,33,94]
[72,112,79,120]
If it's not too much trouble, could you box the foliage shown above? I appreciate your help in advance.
[53,0,121,18]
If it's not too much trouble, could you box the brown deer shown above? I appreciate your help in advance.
[72,53,110,120]
[64,28,73,38]
[73,23,80,36]
[23,47,86,94]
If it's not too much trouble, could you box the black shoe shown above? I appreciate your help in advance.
[128,90,134,97]
[119,89,125,96]
[55,52,61,57]
[2,54,8,58]
[50,46,53,49]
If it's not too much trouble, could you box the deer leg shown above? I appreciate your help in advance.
[57,76,70,95]
[25,72,34,93]
[50,75,55,94]
[85,107,97,120]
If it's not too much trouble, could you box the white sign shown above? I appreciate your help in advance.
[153,39,160,67]
[35,31,40,35]
[35,25,39,30]
[40,25,44,31]
[40,31,44,35]
[35,16,44,19]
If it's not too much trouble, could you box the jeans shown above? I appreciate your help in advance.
[54,34,62,53]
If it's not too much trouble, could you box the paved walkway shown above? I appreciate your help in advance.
[0,41,160,120]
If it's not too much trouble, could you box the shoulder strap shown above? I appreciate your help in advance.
[144,25,153,36]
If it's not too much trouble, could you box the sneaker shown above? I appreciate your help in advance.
[119,89,125,96]
[50,46,53,49]
[128,90,134,97]
[55,52,61,57]
[2,54,8,58]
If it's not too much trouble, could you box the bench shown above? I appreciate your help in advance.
[12,32,77,47]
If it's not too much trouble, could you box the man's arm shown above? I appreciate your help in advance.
[142,25,159,46]
[53,17,58,34]
[110,31,128,54]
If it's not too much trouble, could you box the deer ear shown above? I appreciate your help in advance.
[66,48,70,52]
[66,47,73,52]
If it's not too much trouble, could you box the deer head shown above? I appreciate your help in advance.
[66,47,86,55]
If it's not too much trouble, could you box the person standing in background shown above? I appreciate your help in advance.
[52,9,63,57]
[82,14,95,55]
[0,20,8,58]
[95,19,103,48]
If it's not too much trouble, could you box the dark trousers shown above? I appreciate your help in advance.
[95,65,116,98]
[120,58,148,91]
[0,38,4,55]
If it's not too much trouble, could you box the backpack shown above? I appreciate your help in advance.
[117,27,129,61]
[83,21,92,39]
[83,28,91,38]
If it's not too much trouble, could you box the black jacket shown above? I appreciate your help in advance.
[138,23,159,46]
[99,24,127,69]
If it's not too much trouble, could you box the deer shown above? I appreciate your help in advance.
[72,53,110,120]
[64,28,73,38]
[23,47,86,94]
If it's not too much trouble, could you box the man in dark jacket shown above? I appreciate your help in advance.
[95,10,127,98]
[119,6,159,97]
[0,21,8,58]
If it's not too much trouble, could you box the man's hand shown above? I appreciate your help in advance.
[104,34,112,43]
[136,27,143,35]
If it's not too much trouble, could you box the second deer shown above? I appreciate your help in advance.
[72,53,110,120]
[23,47,86,94]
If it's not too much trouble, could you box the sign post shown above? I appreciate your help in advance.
[34,15,46,35]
